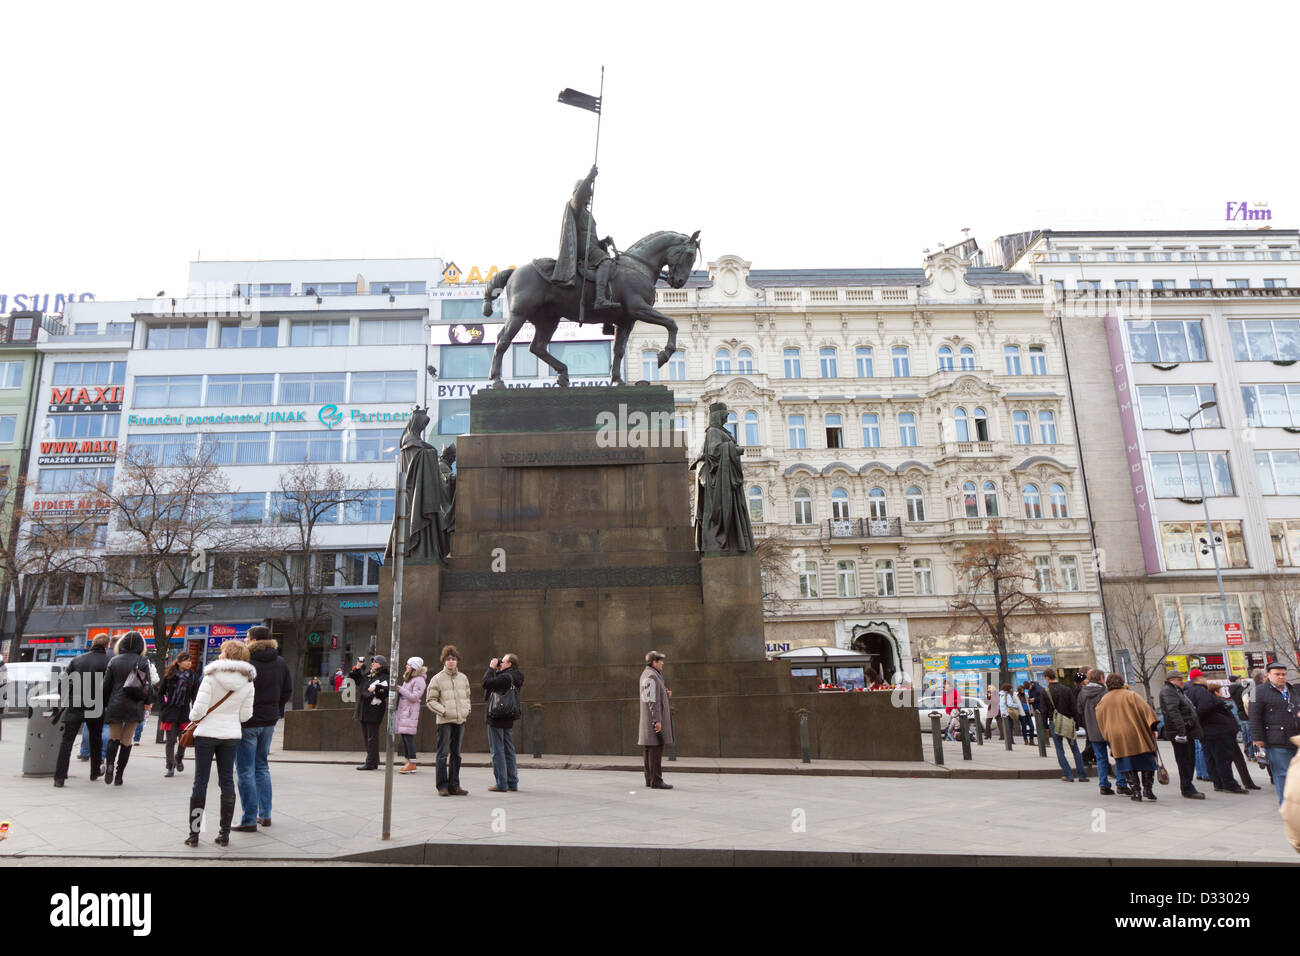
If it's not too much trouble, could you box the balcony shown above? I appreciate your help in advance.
[827,516,903,538]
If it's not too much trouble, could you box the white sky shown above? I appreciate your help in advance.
[2,0,1297,300]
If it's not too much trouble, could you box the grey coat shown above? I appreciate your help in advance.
[637,665,674,747]
[1078,681,1106,742]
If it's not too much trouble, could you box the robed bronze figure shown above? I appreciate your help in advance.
[386,407,453,565]
[692,402,755,555]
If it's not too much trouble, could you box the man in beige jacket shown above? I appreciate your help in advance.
[425,645,472,796]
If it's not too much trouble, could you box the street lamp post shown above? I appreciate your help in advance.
[1181,401,1232,630]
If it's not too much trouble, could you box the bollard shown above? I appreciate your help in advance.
[1003,716,1014,751]
[974,711,984,746]
[530,703,542,759]
[958,711,972,761]
[1036,712,1049,757]
[928,712,944,765]
[797,709,811,764]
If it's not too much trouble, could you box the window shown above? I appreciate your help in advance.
[875,560,896,597]
[725,411,738,440]
[203,431,270,466]
[1038,410,1057,444]
[906,486,925,522]
[743,412,759,447]
[1242,384,1300,427]
[831,488,850,520]
[306,282,358,297]
[962,481,978,518]
[279,372,345,404]
[1265,278,1288,290]
[714,349,732,374]
[983,482,999,516]
[1270,519,1300,567]
[1138,385,1220,429]
[868,487,887,518]
[1023,484,1042,519]
[1048,483,1069,518]
[52,362,126,386]
[210,555,263,591]
[953,407,969,442]
[44,574,91,607]
[1013,411,1032,444]
[273,430,343,463]
[1255,450,1300,495]
[513,342,540,376]
[0,415,14,443]
[836,560,858,597]
[375,281,426,296]
[793,489,813,525]
[1152,280,1176,291]
[546,342,611,378]
[973,407,989,441]
[1115,280,1138,292]
[219,321,278,348]
[787,415,807,449]
[253,283,291,297]
[350,428,405,462]
[784,348,802,378]
[36,466,114,493]
[1075,279,1099,292]
[747,486,764,524]
[799,560,819,598]
[640,350,659,381]
[667,350,686,380]
[1035,556,1054,592]
[905,561,931,598]
[227,492,266,525]
[737,349,754,374]
[898,412,917,447]
[351,371,417,403]
[819,347,838,378]
[1029,346,1047,375]
[1126,320,1208,362]
[290,319,349,347]
[74,323,98,336]
[1190,279,1213,290]
[891,346,910,377]
[824,413,842,449]
[337,552,385,588]
[1150,451,1233,498]
[0,361,25,390]
[1059,555,1080,591]
[439,345,494,380]
[438,399,469,435]
[205,374,273,406]
[134,375,201,408]
[1229,319,1300,361]
[145,322,207,350]
[856,346,874,377]
[861,413,880,448]
[1228,278,1250,289]
[359,318,423,345]
[345,489,396,524]
[959,346,975,370]
[9,316,34,340]
[937,346,954,371]
[1004,345,1022,375]
[126,433,197,466]
[1052,279,1065,296]
[48,413,120,439]
[1160,520,1248,570]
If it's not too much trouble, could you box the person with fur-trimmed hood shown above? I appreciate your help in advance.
[395,657,428,774]
[185,640,256,847]
[232,625,293,832]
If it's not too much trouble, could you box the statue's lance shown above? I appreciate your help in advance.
[557,67,604,327]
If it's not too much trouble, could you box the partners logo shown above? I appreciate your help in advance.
[49,886,151,936]
[318,404,344,429]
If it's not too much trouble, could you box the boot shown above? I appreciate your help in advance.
[215,793,236,846]
[1116,777,1133,795]
[103,740,120,787]
[1141,770,1157,801]
[185,797,204,846]
[113,745,132,785]
[1126,771,1142,801]
[176,748,186,773]
[594,260,618,311]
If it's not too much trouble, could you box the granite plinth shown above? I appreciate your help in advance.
[469,384,675,434]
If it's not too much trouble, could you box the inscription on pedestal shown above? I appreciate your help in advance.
[443,565,701,591]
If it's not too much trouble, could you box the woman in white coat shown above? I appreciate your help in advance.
[185,640,257,847]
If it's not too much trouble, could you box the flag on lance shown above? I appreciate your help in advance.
[557,87,601,114]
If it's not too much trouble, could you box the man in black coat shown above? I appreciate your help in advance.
[1250,661,1300,805]
[355,655,389,771]
[231,626,293,831]
[1041,668,1088,782]
[1159,672,1205,799]
[1184,669,1248,795]
[53,635,111,787]
[482,654,525,793]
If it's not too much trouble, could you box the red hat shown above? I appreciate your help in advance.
[1188,668,1204,679]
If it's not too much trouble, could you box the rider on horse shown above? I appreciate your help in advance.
[555,164,619,313]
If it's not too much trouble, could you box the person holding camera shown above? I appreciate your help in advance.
[483,654,525,793]
[354,655,389,771]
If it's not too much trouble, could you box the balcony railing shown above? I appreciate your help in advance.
[827,516,903,538]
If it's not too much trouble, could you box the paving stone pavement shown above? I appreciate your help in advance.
[1,727,1295,864]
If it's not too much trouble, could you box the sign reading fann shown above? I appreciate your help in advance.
[38,439,118,466]
[49,385,124,413]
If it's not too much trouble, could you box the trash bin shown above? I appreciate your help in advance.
[23,693,63,777]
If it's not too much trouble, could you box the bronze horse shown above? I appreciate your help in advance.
[481,229,700,388]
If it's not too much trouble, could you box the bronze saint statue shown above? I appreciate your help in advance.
[386,407,453,565]
[692,402,755,555]
[555,165,618,312]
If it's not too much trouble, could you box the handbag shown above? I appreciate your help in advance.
[1153,731,1170,785]
[487,682,521,722]
[122,659,152,703]
[179,690,234,748]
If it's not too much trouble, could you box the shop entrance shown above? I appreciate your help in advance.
[851,629,899,683]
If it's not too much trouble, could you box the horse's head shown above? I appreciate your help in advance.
[664,230,701,289]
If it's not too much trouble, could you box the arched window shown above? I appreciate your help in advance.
[793,488,813,525]
[748,485,764,523]
[1038,410,1058,444]
[962,481,978,518]
[898,412,917,447]
[982,481,999,516]
[891,346,910,377]
[640,350,659,382]
[819,347,838,378]
[913,558,934,595]
[737,348,754,374]
[784,347,802,378]
[743,411,759,446]
[787,414,807,449]
[869,487,887,518]
[714,348,732,374]
[959,346,976,370]
[1023,484,1042,519]
[938,346,954,371]
[861,412,880,448]
[667,350,686,380]
[1029,346,1047,375]
[875,560,896,597]
[1013,411,1032,444]
[1049,483,1069,518]
[973,407,989,441]
[831,487,850,520]
[725,411,738,440]
[856,346,874,377]
[953,407,969,442]
[906,486,925,522]
[1004,345,1022,375]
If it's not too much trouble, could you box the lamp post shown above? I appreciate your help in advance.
[1181,401,1232,629]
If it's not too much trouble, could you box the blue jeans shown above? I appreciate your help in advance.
[488,725,518,790]
[236,725,275,825]
[1090,740,1118,789]
[1053,733,1088,780]
[1266,746,1295,805]
[1239,719,1257,759]
[1194,739,1209,779]
[80,723,109,759]
[133,719,145,744]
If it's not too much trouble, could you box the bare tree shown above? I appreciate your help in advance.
[1262,572,1300,669]
[754,533,799,614]
[948,526,1060,688]
[1103,579,1168,704]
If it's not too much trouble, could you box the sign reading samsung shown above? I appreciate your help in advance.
[0,292,94,313]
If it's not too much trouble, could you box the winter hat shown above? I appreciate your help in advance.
[1267,661,1289,672]
[371,655,388,668]
[1188,668,1204,679]
[406,656,424,669]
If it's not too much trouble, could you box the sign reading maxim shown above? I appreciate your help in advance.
[128,406,412,428]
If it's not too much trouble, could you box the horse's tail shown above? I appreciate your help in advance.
[482,268,515,317]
